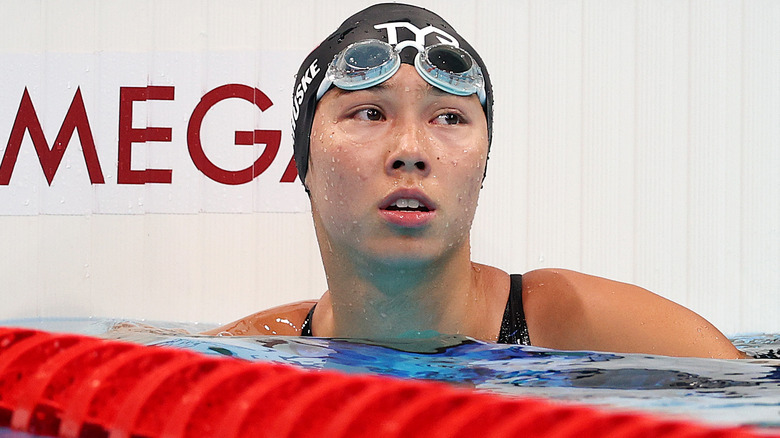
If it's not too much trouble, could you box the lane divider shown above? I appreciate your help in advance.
[0,327,773,438]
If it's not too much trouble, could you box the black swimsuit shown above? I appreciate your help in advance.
[300,274,531,345]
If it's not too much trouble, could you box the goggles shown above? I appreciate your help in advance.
[316,39,486,105]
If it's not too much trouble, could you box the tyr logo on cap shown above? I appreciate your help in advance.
[373,22,459,52]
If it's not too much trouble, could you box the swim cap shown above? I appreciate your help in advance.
[291,2,494,186]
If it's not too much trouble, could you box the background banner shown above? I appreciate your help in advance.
[0,51,308,214]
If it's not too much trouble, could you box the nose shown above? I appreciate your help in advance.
[384,122,432,177]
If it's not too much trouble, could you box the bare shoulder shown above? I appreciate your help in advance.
[200,300,318,336]
[521,269,745,359]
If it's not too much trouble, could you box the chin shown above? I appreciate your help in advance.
[367,255,437,272]
[363,241,463,270]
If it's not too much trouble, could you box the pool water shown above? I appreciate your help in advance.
[2,318,779,433]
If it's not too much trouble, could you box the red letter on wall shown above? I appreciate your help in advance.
[279,155,298,183]
[187,84,281,185]
[117,86,175,184]
[0,87,104,185]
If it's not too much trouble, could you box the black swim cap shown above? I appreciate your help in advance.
[291,2,494,186]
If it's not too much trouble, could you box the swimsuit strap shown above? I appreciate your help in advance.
[300,273,531,345]
[497,274,531,345]
[301,304,315,336]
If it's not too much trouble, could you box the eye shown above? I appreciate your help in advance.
[353,108,385,122]
[432,112,464,125]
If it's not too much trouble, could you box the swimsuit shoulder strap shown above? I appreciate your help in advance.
[301,304,316,336]
[497,274,531,345]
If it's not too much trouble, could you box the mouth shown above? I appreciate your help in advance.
[379,191,437,228]
[383,198,431,212]
[380,190,436,212]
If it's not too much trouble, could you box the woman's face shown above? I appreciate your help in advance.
[306,64,489,267]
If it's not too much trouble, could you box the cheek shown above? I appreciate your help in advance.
[442,140,488,223]
[438,138,488,186]
[310,148,370,193]
[308,131,373,216]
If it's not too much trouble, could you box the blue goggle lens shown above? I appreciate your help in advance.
[325,40,401,91]
[415,44,485,101]
[426,44,472,73]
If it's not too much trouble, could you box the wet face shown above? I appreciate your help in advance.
[306,64,489,268]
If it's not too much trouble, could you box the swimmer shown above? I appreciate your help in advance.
[205,3,745,359]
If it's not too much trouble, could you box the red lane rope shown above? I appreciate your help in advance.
[157,359,247,438]
[0,327,774,438]
[11,340,131,431]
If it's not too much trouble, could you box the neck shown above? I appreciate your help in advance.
[317,239,485,339]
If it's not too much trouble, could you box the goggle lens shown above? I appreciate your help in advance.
[325,40,401,91]
[345,43,392,70]
[415,44,484,100]
[426,45,472,73]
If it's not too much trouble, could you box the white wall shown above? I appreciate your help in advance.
[0,0,777,335]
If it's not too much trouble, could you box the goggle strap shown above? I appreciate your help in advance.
[316,78,333,101]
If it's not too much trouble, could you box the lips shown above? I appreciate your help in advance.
[379,190,437,228]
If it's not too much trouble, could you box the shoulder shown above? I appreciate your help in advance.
[201,300,317,336]
[520,269,744,359]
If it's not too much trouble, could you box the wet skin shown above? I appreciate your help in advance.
[207,65,746,359]
[305,65,488,268]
